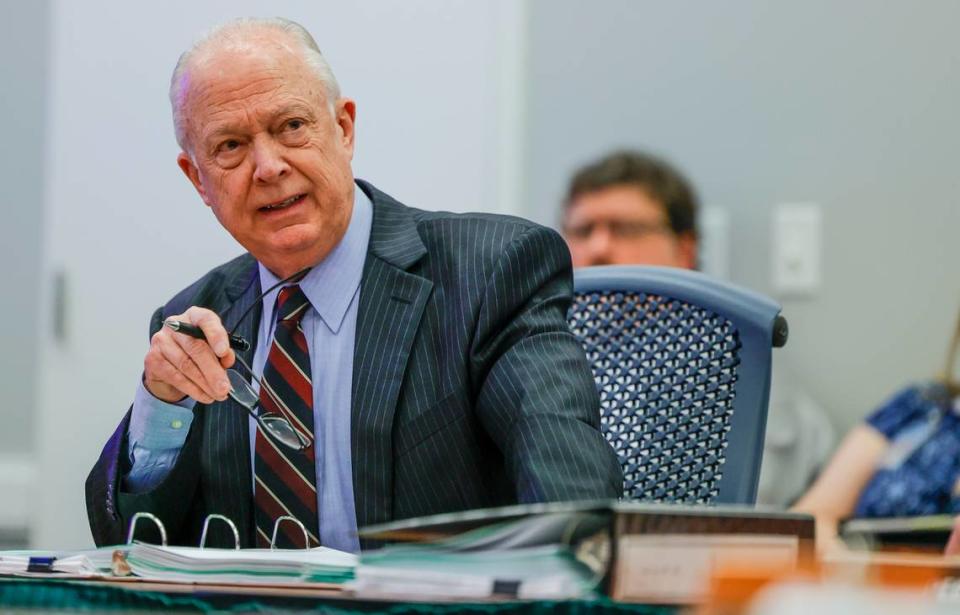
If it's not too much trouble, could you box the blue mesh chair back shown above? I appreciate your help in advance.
[570,265,787,505]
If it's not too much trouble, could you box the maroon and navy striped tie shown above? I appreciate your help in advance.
[253,284,319,548]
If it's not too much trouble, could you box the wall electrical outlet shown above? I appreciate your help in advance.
[772,203,822,296]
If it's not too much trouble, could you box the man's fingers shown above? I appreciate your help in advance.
[186,306,231,358]
[151,333,222,402]
[160,334,222,399]
[170,334,231,400]
[152,357,216,405]
[145,340,215,405]
[145,307,233,403]
[219,348,236,370]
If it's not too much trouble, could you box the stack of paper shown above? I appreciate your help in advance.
[0,546,128,578]
[0,553,100,577]
[126,543,357,585]
[354,544,597,600]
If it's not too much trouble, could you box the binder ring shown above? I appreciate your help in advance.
[200,514,241,550]
[270,515,310,550]
[126,512,168,546]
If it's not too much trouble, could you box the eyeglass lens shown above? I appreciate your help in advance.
[226,369,258,407]
[259,416,306,450]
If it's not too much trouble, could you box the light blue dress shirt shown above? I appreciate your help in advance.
[125,187,372,553]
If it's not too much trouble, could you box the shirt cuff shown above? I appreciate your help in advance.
[129,381,196,450]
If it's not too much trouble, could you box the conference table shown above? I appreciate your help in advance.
[5,549,959,613]
[0,576,674,613]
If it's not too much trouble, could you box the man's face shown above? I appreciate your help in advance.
[177,37,356,278]
[562,185,697,269]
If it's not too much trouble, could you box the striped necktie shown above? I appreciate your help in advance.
[253,284,319,548]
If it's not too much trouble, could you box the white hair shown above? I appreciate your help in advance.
[169,17,341,153]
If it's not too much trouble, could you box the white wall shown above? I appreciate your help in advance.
[0,0,48,543]
[524,0,960,435]
[33,0,524,548]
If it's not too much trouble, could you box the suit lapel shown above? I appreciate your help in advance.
[196,184,432,537]
[202,257,261,546]
[351,182,431,529]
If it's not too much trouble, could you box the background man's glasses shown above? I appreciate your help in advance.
[165,267,312,452]
[563,220,671,241]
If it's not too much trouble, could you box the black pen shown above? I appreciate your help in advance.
[164,320,251,352]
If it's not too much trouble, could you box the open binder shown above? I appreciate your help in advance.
[0,511,357,588]
[120,512,356,585]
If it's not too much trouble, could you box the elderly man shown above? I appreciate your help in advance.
[86,18,622,553]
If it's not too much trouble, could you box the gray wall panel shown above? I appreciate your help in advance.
[525,0,960,433]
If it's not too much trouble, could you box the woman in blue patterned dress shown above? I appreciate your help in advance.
[793,317,960,549]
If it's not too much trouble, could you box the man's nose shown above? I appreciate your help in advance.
[251,137,290,183]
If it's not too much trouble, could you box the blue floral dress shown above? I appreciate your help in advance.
[854,383,960,518]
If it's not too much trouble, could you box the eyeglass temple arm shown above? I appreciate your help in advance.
[226,267,312,337]
[231,352,255,376]
[226,353,262,422]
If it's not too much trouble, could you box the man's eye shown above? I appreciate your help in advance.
[285,119,305,131]
[217,139,243,154]
[611,222,668,238]
[564,224,594,239]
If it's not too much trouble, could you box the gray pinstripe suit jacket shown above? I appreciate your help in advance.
[86,181,623,548]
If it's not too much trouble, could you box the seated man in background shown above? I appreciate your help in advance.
[560,149,834,507]
[561,150,698,270]
[86,17,622,553]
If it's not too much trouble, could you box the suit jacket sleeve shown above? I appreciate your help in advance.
[470,225,624,501]
[85,306,205,547]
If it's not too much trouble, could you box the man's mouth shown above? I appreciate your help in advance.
[259,194,306,212]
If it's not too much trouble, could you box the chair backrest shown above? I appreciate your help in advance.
[569,265,787,505]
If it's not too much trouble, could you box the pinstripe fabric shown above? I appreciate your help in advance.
[197,263,260,548]
[86,180,623,549]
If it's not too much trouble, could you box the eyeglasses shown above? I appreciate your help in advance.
[222,267,313,452]
[563,220,672,242]
[225,352,312,451]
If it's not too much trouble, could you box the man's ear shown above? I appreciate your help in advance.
[177,152,211,206]
[335,98,357,158]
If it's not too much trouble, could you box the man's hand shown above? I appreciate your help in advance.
[143,306,236,404]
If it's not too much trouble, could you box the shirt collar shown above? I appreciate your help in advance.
[257,185,373,334]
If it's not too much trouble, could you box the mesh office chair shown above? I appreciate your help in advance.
[569,265,788,505]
